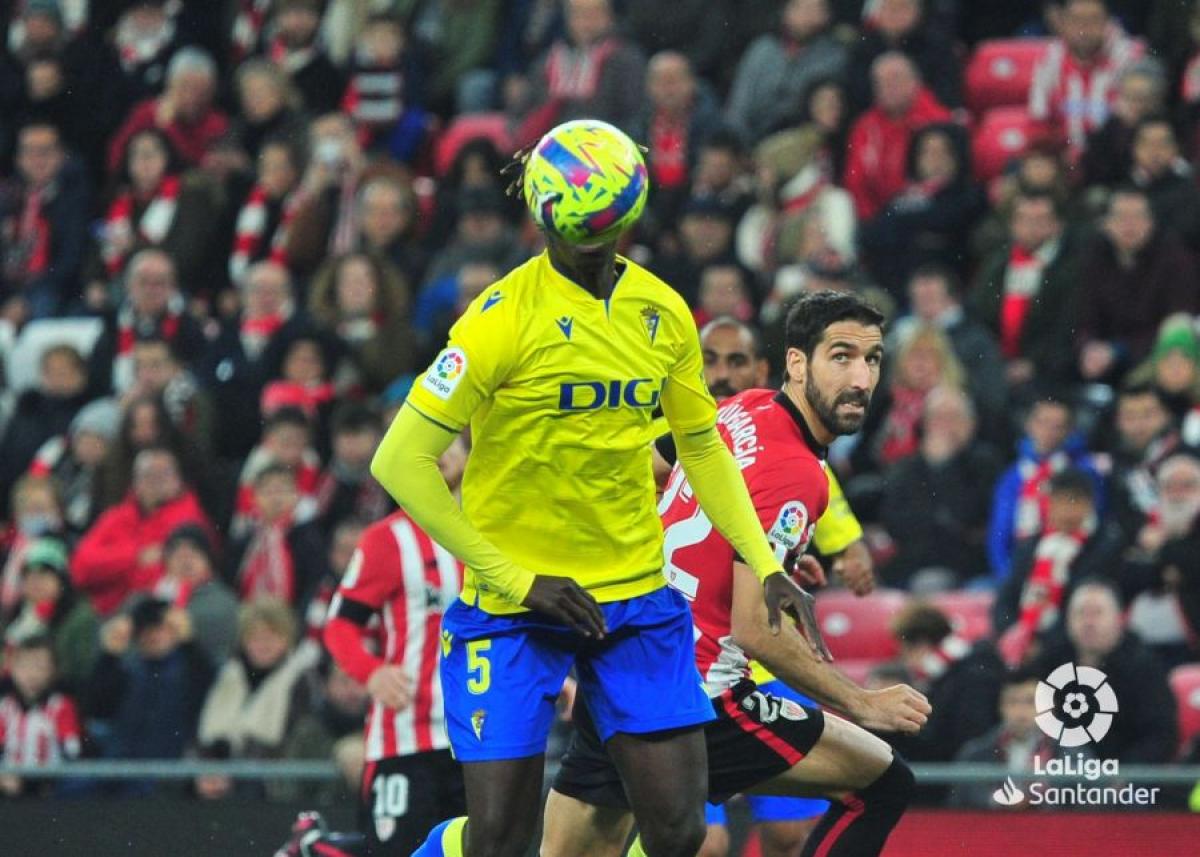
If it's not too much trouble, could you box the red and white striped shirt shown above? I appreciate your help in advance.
[323,511,462,761]
[0,691,82,766]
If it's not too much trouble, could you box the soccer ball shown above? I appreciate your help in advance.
[523,119,649,245]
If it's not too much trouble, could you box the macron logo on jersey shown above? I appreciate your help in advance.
[422,347,467,400]
[768,501,811,552]
[481,291,503,312]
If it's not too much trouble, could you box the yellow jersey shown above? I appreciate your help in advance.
[406,252,717,614]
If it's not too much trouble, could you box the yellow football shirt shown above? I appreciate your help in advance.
[406,252,717,614]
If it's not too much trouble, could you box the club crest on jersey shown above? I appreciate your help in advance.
[422,347,467,400]
[471,709,486,740]
[640,306,660,344]
[375,816,396,841]
[441,630,453,658]
[769,501,812,551]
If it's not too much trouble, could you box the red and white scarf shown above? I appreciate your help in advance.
[115,14,177,73]
[1016,524,1093,637]
[1015,452,1069,541]
[909,634,970,686]
[231,0,272,63]
[878,385,927,466]
[113,296,184,394]
[237,519,295,604]
[0,533,31,616]
[229,185,301,285]
[999,244,1047,360]
[102,176,181,277]
[231,446,321,540]
[240,311,290,361]
[3,186,50,285]
[270,37,318,76]
[546,37,617,101]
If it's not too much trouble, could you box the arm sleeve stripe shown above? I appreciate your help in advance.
[330,595,375,626]
[404,401,464,434]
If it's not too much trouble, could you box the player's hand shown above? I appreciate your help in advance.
[851,684,931,734]
[367,665,413,711]
[790,555,827,588]
[763,572,832,661]
[522,575,607,639]
[832,540,875,596]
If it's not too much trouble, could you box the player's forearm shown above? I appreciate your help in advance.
[323,616,384,686]
[674,426,782,581]
[371,405,535,605]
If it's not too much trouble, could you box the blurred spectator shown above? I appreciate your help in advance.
[302,515,369,642]
[1130,315,1200,427]
[1129,115,1200,255]
[995,468,1124,667]
[72,446,212,616]
[194,597,319,799]
[725,0,846,144]
[94,128,220,295]
[0,476,67,616]
[847,0,961,112]
[230,407,321,541]
[87,249,207,395]
[105,0,190,108]
[87,598,213,766]
[341,14,428,160]
[259,332,343,450]
[355,174,429,289]
[413,259,500,362]
[843,52,951,221]
[970,191,1082,389]
[8,52,101,179]
[106,47,230,175]
[988,396,1103,582]
[308,251,414,393]
[228,138,306,287]
[0,344,90,516]
[426,137,515,250]
[735,126,856,277]
[850,324,964,475]
[151,524,238,671]
[1029,0,1144,159]
[624,0,729,84]
[879,386,1002,589]
[201,261,309,460]
[285,113,366,275]
[229,59,307,166]
[0,635,82,797]
[1123,453,1200,667]
[314,403,390,534]
[889,602,1005,763]
[266,0,345,116]
[689,128,755,221]
[1077,188,1200,382]
[949,670,1062,809]
[423,186,526,288]
[1,121,89,320]
[225,463,326,607]
[890,265,1007,431]
[412,0,500,116]
[692,264,755,329]
[513,0,646,145]
[1,539,99,694]
[859,122,986,297]
[1081,59,1168,187]
[493,0,564,82]
[1034,580,1178,763]
[26,397,121,535]
[125,337,212,454]
[653,196,739,305]
[632,52,721,228]
[229,0,274,65]
[1106,383,1182,542]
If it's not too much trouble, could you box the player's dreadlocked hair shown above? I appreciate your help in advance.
[784,291,885,358]
[501,145,535,202]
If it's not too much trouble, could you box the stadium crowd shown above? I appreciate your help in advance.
[1,0,1200,813]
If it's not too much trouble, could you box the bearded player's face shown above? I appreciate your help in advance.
[800,321,883,437]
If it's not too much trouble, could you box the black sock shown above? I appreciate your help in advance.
[799,756,915,857]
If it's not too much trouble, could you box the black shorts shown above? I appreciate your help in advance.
[359,750,466,856]
[553,680,825,807]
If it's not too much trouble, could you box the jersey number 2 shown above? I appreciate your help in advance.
[467,639,492,694]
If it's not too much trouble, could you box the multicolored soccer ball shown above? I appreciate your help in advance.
[522,119,649,245]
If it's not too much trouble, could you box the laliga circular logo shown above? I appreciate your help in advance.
[1035,662,1119,747]
[435,350,465,381]
[777,505,805,538]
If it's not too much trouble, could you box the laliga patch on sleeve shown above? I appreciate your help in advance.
[768,500,809,551]
[421,347,468,400]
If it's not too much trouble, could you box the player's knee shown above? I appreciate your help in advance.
[467,809,538,857]
[758,820,816,857]
[695,824,731,857]
[638,808,706,857]
[863,756,915,814]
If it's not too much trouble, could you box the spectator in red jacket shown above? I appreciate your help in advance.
[106,47,230,176]
[843,51,951,220]
[71,447,212,616]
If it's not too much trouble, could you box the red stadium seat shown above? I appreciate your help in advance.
[434,112,514,177]
[815,589,909,660]
[928,590,994,643]
[965,38,1050,113]
[972,107,1034,182]
[1169,665,1200,755]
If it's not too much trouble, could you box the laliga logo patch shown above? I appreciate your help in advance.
[422,347,467,400]
[1035,662,1119,747]
[769,501,810,550]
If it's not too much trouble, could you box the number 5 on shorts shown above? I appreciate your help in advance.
[467,639,491,694]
